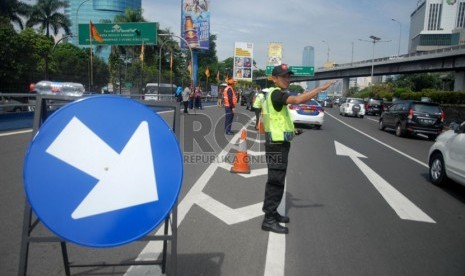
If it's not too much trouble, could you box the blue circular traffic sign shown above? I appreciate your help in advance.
[23,96,183,247]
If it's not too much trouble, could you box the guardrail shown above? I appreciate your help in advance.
[0,93,221,132]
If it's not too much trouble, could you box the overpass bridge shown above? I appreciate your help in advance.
[256,45,465,94]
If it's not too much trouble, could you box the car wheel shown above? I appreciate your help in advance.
[378,120,385,130]
[395,123,404,137]
[352,104,361,114]
[314,125,321,130]
[429,152,447,186]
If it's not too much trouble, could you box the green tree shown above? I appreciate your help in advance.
[0,0,31,30]
[50,42,109,90]
[114,8,146,23]
[197,34,219,87]
[395,73,442,92]
[26,0,71,37]
[0,18,53,91]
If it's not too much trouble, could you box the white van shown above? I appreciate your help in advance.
[145,83,176,101]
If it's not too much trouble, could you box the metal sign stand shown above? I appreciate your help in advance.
[18,95,181,276]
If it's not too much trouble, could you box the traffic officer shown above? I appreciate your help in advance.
[223,78,237,135]
[252,87,266,130]
[261,64,335,234]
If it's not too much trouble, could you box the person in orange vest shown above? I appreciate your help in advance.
[223,78,237,135]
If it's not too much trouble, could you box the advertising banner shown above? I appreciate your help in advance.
[78,22,157,45]
[233,42,253,81]
[267,42,283,66]
[181,0,210,50]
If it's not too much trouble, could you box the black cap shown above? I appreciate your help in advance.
[272,64,294,76]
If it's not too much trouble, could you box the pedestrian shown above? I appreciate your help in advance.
[189,87,195,109]
[175,85,183,103]
[261,64,335,234]
[223,78,237,135]
[252,87,266,130]
[182,84,192,114]
[195,86,203,109]
[217,83,226,108]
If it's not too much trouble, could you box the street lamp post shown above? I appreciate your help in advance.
[158,33,194,97]
[75,0,92,40]
[351,41,354,65]
[391,18,402,57]
[321,40,330,63]
[75,0,92,89]
[359,35,390,87]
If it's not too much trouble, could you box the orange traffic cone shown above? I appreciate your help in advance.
[258,115,265,134]
[231,129,250,174]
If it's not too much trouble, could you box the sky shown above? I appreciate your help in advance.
[20,0,422,69]
[142,0,423,70]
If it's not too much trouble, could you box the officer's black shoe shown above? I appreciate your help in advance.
[262,218,289,234]
[275,213,290,223]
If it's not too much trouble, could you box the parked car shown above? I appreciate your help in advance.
[428,121,465,186]
[288,99,324,129]
[365,98,384,116]
[339,97,365,118]
[0,96,28,113]
[378,100,444,140]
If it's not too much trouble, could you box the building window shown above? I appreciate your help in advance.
[428,3,443,30]
[457,2,465,28]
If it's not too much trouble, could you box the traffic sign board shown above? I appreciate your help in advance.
[23,96,183,247]
[290,66,314,76]
[78,22,157,45]
[265,66,314,76]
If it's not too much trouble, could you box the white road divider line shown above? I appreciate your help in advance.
[126,117,282,276]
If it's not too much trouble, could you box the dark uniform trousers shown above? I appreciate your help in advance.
[263,141,291,216]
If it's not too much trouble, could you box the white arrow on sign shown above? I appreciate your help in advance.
[335,141,435,223]
[46,116,159,219]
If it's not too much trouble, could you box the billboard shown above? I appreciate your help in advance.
[181,0,210,50]
[233,42,253,81]
[267,42,283,66]
[78,22,157,45]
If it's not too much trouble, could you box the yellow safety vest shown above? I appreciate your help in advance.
[253,92,264,109]
[263,87,295,142]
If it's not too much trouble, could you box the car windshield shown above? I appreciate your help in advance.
[413,104,441,113]
[348,99,364,104]
[369,99,382,105]
[304,99,320,106]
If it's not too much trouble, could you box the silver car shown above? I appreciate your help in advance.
[428,121,465,186]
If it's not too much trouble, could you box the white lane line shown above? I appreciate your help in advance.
[264,183,287,276]
[0,129,32,137]
[126,119,283,276]
[326,113,428,168]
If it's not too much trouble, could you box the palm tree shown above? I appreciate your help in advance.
[0,0,32,30]
[26,0,71,37]
[114,8,146,23]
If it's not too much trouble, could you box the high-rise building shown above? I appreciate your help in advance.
[409,0,465,53]
[302,46,316,90]
[64,0,142,61]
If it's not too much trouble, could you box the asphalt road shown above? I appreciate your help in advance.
[1,103,465,276]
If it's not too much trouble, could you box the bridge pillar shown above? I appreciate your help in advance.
[342,77,350,96]
[454,71,465,91]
